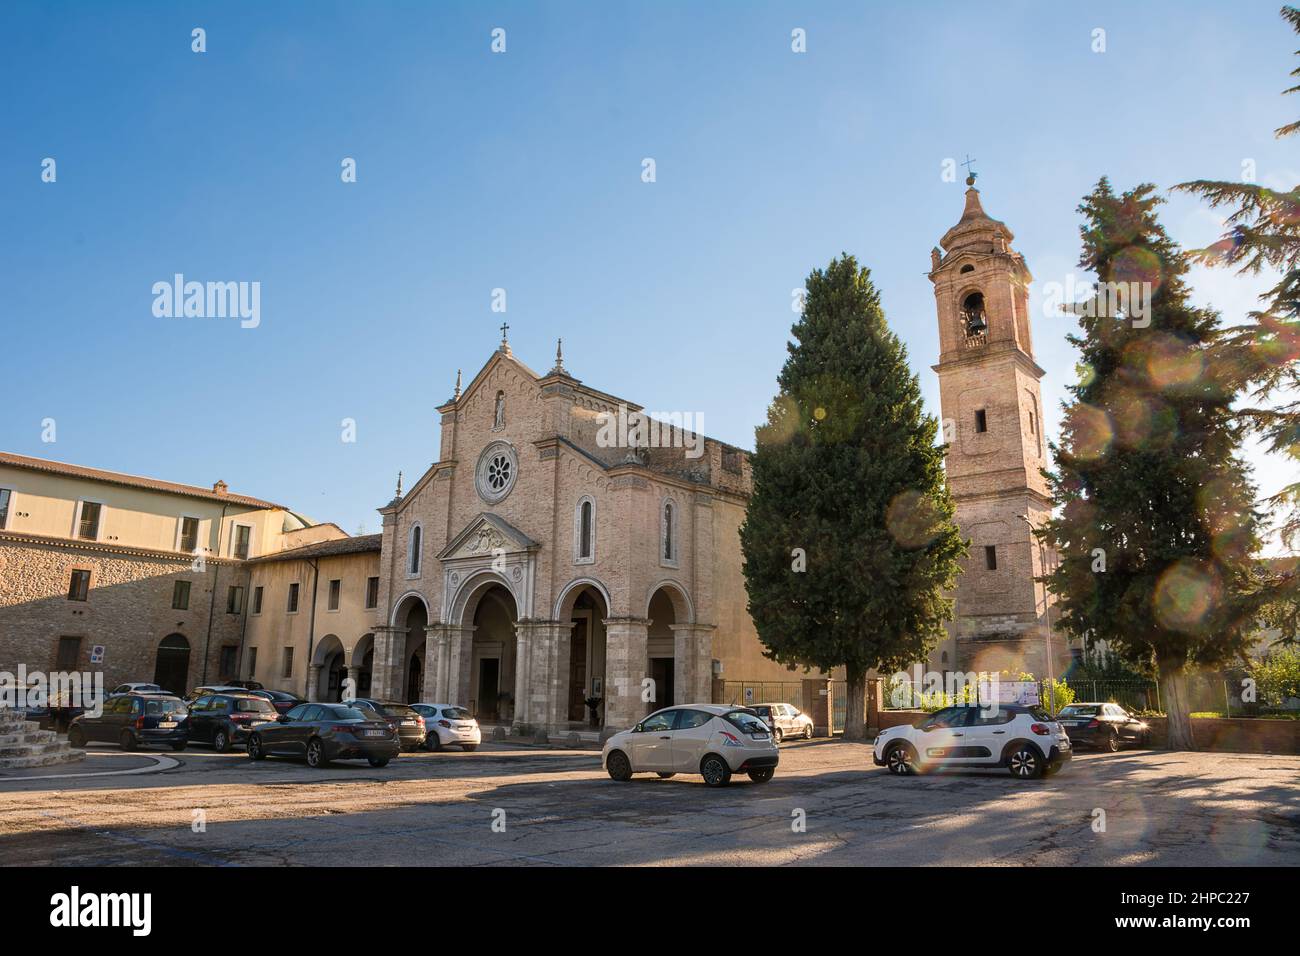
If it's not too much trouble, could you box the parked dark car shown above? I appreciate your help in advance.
[246,703,399,768]
[68,693,189,751]
[218,680,265,691]
[348,698,427,750]
[187,693,279,752]
[186,685,253,702]
[1056,702,1151,751]
[245,689,305,715]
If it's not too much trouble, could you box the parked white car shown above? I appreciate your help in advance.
[411,703,481,752]
[752,702,814,742]
[602,704,779,787]
[872,703,1072,779]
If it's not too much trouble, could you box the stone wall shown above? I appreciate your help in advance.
[0,534,246,695]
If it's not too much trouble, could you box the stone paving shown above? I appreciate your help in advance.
[1,739,1296,866]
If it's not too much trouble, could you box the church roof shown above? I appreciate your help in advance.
[246,533,383,563]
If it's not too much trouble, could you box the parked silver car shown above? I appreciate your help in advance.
[752,702,814,743]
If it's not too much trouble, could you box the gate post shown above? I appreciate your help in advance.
[801,677,832,737]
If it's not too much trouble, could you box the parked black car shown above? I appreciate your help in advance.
[1056,702,1151,751]
[246,703,399,768]
[348,698,427,750]
[218,680,265,691]
[245,689,305,715]
[68,693,189,751]
[187,693,280,752]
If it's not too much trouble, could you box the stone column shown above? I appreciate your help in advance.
[422,625,446,703]
[514,620,570,733]
[370,626,405,701]
[305,659,320,702]
[670,624,715,705]
[603,617,650,731]
[445,626,474,709]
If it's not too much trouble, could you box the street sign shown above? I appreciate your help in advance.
[89,645,105,664]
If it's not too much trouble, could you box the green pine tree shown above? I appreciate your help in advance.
[1044,181,1265,750]
[1174,4,1300,636]
[740,254,965,741]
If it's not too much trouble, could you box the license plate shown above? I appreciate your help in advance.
[159,721,176,729]
[364,729,385,737]
[1063,721,1082,726]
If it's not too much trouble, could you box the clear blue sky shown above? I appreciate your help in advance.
[2,1,1295,540]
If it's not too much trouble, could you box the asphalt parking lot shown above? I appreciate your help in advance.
[2,739,1297,866]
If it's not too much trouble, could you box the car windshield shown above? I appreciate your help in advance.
[752,706,771,717]
[1059,705,1100,717]
[442,707,472,720]
[380,704,418,717]
[234,698,276,714]
[1028,706,1055,721]
[145,698,186,715]
[325,706,369,721]
[723,710,768,734]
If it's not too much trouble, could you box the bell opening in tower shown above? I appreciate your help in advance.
[961,291,988,340]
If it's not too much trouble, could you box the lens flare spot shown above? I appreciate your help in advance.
[886,489,942,549]
[1066,404,1114,460]
[813,406,827,421]
[1153,561,1220,633]
[1146,334,1204,390]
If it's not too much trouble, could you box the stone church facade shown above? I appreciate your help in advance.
[365,338,806,734]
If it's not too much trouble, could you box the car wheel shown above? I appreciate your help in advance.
[606,750,633,781]
[171,741,187,752]
[804,723,814,740]
[119,730,138,752]
[462,744,477,752]
[426,734,442,752]
[212,728,231,753]
[367,756,390,768]
[886,742,917,776]
[700,754,732,787]
[773,727,784,744]
[656,772,676,779]
[748,767,775,783]
[247,734,266,761]
[1007,744,1044,779]
[306,737,329,768]
[1105,729,1120,753]
[68,726,86,748]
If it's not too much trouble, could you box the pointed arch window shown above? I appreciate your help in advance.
[407,523,423,577]
[661,497,679,567]
[574,496,596,564]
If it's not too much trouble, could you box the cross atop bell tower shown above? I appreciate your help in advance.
[928,183,1061,678]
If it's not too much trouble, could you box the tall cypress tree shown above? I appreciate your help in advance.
[1045,181,1264,750]
[740,254,965,740]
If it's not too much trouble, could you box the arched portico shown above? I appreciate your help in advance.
[309,634,346,702]
[645,580,714,713]
[555,580,610,727]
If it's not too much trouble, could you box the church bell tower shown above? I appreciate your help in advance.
[929,176,1062,678]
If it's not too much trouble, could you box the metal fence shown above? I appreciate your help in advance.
[714,681,805,712]
[883,678,1163,714]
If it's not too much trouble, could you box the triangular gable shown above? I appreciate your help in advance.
[437,512,540,560]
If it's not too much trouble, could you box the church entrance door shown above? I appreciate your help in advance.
[568,618,588,722]
[476,658,500,720]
